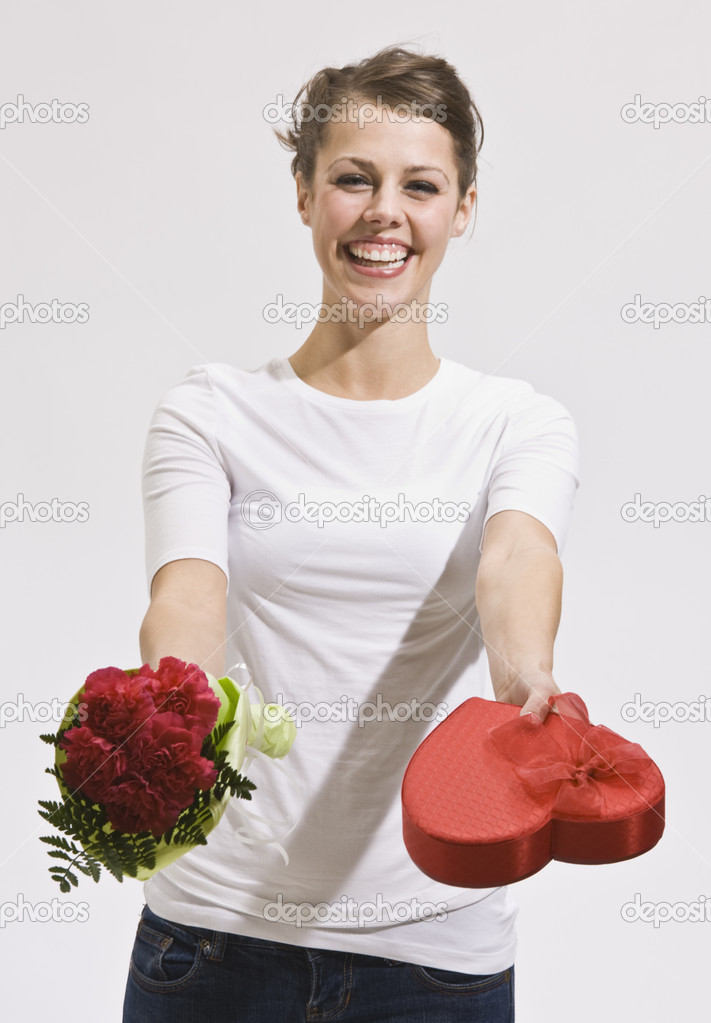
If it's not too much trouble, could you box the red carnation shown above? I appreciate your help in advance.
[101,773,184,837]
[59,726,127,804]
[144,656,220,737]
[82,666,156,743]
[130,713,218,808]
[55,657,222,838]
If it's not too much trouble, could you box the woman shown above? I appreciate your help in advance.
[123,44,579,1023]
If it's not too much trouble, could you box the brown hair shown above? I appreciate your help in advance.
[274,44,484,202]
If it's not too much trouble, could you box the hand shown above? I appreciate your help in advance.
[495,667,562,722]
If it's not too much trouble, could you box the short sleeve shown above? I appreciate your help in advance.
[142,366,232,596]
[479,390,580,554]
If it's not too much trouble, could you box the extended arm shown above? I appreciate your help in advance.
[139,558,228,678]
[475,509,564,721]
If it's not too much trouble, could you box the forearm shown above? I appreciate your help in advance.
[475,545,563,703]
[139,596,226,678]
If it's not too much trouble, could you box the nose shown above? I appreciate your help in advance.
[361,180,405,228]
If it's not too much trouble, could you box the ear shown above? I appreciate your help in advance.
[450,183,477,239]
[295,170,311,226]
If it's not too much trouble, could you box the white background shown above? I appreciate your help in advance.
[1,1,709,1019]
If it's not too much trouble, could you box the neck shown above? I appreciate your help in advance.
[288,322,440,401]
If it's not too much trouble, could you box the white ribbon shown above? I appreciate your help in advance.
[224,663,305,865]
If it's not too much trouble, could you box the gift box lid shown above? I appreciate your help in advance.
[401,692,665,887]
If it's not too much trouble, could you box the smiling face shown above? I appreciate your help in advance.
[296,101,476,313]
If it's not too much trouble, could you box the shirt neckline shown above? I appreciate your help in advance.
[275,356,449,411]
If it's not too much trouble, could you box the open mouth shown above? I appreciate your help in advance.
[344,242,413,270]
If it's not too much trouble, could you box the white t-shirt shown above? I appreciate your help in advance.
[141,354,579,973]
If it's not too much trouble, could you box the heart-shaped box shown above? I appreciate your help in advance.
[402,692,665,887]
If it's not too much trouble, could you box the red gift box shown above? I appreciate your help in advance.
[401,692,665,887]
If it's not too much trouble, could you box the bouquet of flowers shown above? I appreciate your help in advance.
[38,656,296,890]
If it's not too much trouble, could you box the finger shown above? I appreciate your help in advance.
[518,693,549,721]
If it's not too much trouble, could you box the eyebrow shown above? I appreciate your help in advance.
[326,155,450,182]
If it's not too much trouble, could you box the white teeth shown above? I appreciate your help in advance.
[348,244,409,262]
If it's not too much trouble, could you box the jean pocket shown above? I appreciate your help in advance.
[409,963,513,994]
[129,917,206,993]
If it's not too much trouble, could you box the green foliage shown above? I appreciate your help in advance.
[213,758,256,802]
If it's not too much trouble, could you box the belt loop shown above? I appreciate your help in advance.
[202,927,227,961]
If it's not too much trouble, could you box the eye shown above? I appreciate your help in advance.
[408,181,439,195]
[336,174,370,187]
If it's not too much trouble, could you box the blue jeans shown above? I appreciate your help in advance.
[123,904,514,1022]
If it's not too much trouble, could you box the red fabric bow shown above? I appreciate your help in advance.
[488,692,655,818]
